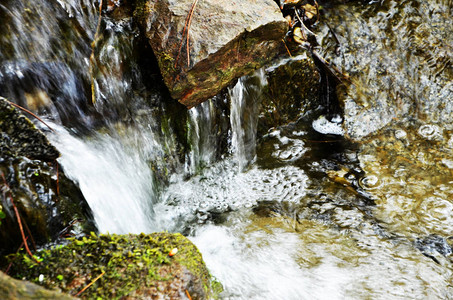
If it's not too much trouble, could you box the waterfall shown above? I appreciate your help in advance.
[186,100,218,175]
[48,124,158,234]
[2,0,453,299]
[229,69,266,171]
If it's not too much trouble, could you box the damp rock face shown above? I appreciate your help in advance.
[7,233,221,299]
[138,0,288,108]
[0,271,75,300]
[259,51,320,135]
[0,97,59,160]
[0,97,94,259]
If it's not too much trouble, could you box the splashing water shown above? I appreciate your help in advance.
[2,0,453,298]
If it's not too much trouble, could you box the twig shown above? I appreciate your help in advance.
[312,50,350,83]
[1,172,40,264]
[295,8,317,37]
[4,237,28,274]
[282,39,292,57]
[185,0,199,67]
[6,100,54,132]
[75,271,105,297]
[55,161,60,202]
[175,0,199,68]
[185,289,193,300]
[22,216,37,251]
[314,0,320,23]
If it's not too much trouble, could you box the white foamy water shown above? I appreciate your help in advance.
[48,124,157,234]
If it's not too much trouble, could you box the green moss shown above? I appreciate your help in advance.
[7,232,221,299]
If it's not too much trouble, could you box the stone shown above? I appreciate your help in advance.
[138,0,288,108]
[315,0,453,140]
[0,97,95,260]
[259,50,320,135]
[7,233,221,299]
[0,97,59,161]
[0,271,74,300]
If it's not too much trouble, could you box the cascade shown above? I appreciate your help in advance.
[229,70,266,171]
[1,0,453,299]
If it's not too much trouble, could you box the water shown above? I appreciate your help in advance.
[1,0,453,298]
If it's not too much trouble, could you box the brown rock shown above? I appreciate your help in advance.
[139,0,288,108]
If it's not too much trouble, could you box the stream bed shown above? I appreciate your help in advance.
[1,0,453,299]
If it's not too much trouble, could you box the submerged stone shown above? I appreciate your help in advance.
[259,50,320,135]
[138,0,288,108]
[7,233,220,299]
[316,0,453,140]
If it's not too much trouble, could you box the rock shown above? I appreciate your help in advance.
[0,97,58,161]
[315,0,453,140]
[0,97,95,260]
[137,0,288,108]
[259,50,320,135]
[7,233,221,299]
[0,271,75,300]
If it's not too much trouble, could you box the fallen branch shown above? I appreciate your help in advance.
[75,271,106,297]
[1,172,40,264]
[6,100,54,132]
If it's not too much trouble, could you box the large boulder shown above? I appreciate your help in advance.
[7,233,221,299]
[138,0,288,108]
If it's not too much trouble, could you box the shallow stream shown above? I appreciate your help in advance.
[1,0,452,299]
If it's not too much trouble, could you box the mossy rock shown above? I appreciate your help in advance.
[7,232,221,299]
[0,271,74,300]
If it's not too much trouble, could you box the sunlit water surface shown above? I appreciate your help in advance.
[1,0,453,298]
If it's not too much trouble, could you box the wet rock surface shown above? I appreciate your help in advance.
[0,97,94,259]
[316,0,453,140]
[259,51,320,135]
[0,97,58,161]
[7,233,219,299]
[0,271,74,300]
[138,0,288,108]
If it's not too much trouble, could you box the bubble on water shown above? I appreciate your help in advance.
[272,138,307,162]
[418,124,442,140]
[394,129,407,139]
[358,174,381,190]
[157,161,310,230]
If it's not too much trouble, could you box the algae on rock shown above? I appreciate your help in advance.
[8,232,220,299]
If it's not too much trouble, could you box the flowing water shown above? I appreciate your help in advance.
[1,0,453,299]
